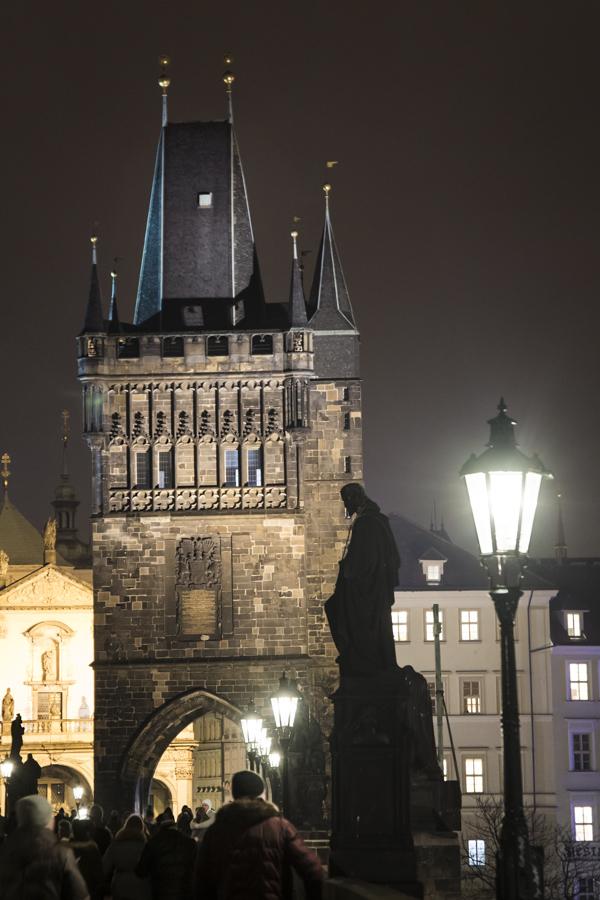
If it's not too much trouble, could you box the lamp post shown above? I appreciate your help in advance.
[461,399,551,900]
[270,672,301,819]
[241,705,263,773]
[73,784,84,816]
[0,757,14,818]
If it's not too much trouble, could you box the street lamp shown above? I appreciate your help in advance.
[73,784,84,814]
[461,399,551,900]
[0,757,13,818]
[241,705,263,773]
[270,672,301,818]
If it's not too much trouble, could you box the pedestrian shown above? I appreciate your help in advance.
[0,794,89,900]
[71,819,104,900]
[107,809,123,837]
[103,814,151,900]
[195,770,323,900]
[190,801,214,845]
[176,805,192,836]
[189,806,208,842]
[135,805,196,900]
[88,803,112,855]
[57,819,73,842]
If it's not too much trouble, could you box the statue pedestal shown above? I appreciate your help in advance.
[328,672,423,898]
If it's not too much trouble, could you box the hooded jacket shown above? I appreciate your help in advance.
[195,798,323,900]
[0,826,89,900]
[102,827,151,900]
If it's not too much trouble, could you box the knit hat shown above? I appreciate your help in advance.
[231,770,265,799]
[15,794,53,828]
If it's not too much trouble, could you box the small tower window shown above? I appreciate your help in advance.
[247,448,263,487]
[224,449,240,487]
[207,336,229,357]
[342,387,350,402]
[197,192,213,208]
[158,452,173,489]
[344,456,352,474]
[117,338,140,359]
[343,412,351,431]
[252,335,273,355]
[135,452,151,489]
[162,337,184,358]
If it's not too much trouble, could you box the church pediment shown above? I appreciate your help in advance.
[0,565,92,608]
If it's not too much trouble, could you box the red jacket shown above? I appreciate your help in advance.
[195,799,323,900]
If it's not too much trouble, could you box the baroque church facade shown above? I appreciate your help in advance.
[77,65,361,817]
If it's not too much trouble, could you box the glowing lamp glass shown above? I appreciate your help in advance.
[268,750,281,768]
[465,469,543,557]
[241,711,263,750]
[258,729,271,758]
[73,785,84,801]
[0,759,14,779]
[271,694,298,730]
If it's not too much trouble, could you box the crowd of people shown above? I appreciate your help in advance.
[0,770,324,900]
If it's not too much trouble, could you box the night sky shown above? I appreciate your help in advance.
[2,2,600,557]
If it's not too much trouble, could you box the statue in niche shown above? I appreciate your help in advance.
[43,518,57,551]
[41,649,55,683]
[325,483,400,677]
[0,549,8,578]
[10,714,24,759]
[2,688,14,721]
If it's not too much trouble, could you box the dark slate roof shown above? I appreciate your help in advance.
[289,255,308,327]
[134,120,263,326]
[526,557,600,645]
[388,513,488,590]
[81,263,104,334]
[0,492,44,565]
[308,202,357,332]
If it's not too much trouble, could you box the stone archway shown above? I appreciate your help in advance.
[117,688,243,814]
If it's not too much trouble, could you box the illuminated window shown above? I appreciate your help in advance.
[158,452,173,489]
[462,680,482,714]
[425,609,444,642]
[464,757,484,794]
[574,805,594,842]
[247,448,262,487]
[467,839,485,867]
[391,610,408,642]
[569,663,590,701]
[224,449,240,487]
[572,733,592,772]
[135,452,150,489]
[567,612,583,639]
[461,610,479,641]
[197,192,213,208]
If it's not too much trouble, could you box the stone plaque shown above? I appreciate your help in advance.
[179,588,218,636]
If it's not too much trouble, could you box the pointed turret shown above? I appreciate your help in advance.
[81,236,105,333]
[289,230,308,327]
[308,184,356,330]
[51,412,90,566]
[134,58,263,327]
[554,493,568,563]
[108,268,120,332]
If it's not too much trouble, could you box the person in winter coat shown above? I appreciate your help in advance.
[0,794,89,900]
[71,819,104,900]
[195,770,323,900]
[135,812,196,900]
[89,804,112,855]
[190,801,214,844]
[103,814,151,900]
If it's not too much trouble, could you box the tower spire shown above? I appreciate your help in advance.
[159,56,171,128]
[289,227,308,327]
[223,54,235,123]
[1,452,10,497]
[81,234,105,334]
[108,263,120,332]
[555,492,568,563]
[61,410,70,478]
[308,182,357,330]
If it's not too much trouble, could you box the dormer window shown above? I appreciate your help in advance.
[418,548,448,585]
[197,192,213,208]
[252,334,273,355]
[566,611,585,639]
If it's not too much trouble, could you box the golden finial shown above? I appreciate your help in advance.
[90,233,98,265]
[158,56,171,95]
[61,410,70,446]
[290,229,299,261]
[223,53,235,93]
[323,183,332,197]
[326,161,339,169]
[1,453,10,492]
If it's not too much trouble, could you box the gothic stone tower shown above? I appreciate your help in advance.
[77,68,361,816]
